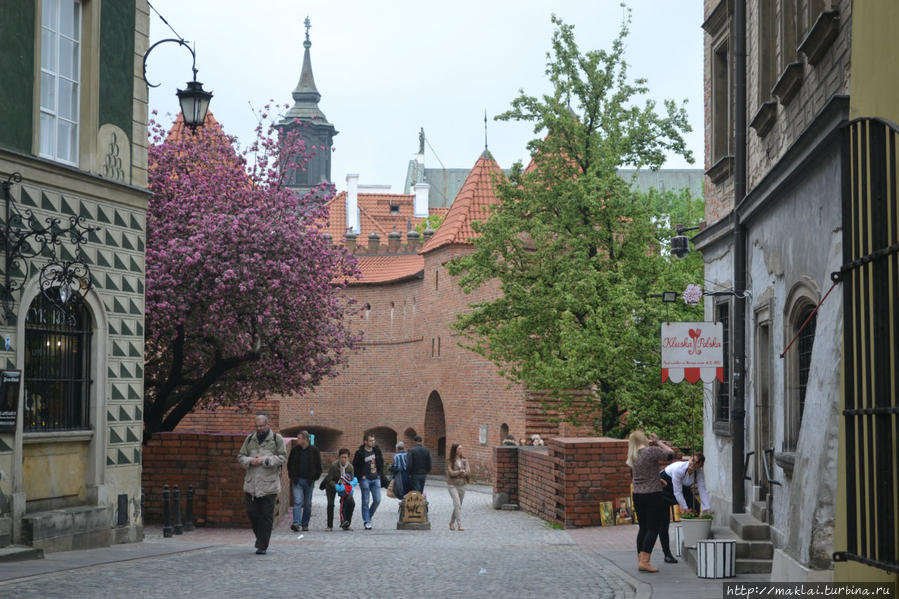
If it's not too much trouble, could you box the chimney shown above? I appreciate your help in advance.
[367,230,380,253]
[344,230,357,253]
[422,226,435,246]
[414,182,430,218]
[406,229,420,253]
[346,173,360,234]
[388,228,402,253]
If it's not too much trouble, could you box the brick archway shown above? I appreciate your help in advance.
[424,391,446,474]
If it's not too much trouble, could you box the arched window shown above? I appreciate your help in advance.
[783,280,819,453]
[23,292,92,431]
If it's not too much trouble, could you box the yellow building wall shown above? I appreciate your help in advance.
[23,442,88,503]
[849,0,899,123]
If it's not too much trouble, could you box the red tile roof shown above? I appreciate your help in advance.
[324,192,430,241]
[421,151,504,253]
[343,254,424,285]
[166,111,223,142]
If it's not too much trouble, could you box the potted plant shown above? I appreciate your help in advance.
[676,512,712,550]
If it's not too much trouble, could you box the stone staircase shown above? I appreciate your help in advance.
[685,512,774,574]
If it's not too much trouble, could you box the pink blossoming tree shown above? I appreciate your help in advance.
[143,109,359,441]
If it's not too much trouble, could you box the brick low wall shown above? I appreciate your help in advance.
[142,432,292,527]
[493,437,632,528]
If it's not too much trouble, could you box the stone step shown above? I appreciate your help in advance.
[712,526,774,559]
[736,557,773,574]
[0,545,44,562]
[729,512,771,541]
[683,546,773,575]
[22,505,112,553]
[749,500,769,523]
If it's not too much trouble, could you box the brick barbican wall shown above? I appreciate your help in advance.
[494,437,632,528]
[142,432,292,527]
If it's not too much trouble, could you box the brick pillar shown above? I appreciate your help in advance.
[367,231,380,253]
[493,446,519,508]
[388,229,401,253]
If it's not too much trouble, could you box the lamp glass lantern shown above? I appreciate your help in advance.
[177,80,212,129]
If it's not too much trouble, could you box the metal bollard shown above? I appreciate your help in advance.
[173,484,184,534]
[162,485,173,538]
[184,485,195,532]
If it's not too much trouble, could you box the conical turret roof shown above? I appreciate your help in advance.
[420,150,504,254]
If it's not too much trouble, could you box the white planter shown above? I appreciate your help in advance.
[677,517,712,550]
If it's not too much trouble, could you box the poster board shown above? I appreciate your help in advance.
[0,370,21,432]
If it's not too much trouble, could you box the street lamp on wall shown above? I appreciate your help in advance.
[143,38,213,130]
[671,224,702,259]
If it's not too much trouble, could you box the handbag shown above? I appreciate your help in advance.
[386,477,396,499]
[380,474,390,488]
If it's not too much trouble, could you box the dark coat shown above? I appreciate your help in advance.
[407,444,432,475]
[286,443,323,484]
[352,444,384,480]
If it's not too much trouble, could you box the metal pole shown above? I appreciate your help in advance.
[162,485,173,538]
[173,484,183,535]
[184,485,195,532]
[732,0,748,515]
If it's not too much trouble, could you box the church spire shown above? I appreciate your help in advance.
[279,16,338,197]
[284,16,329,123]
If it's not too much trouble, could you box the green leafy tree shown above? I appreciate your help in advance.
[447,13,704,447]
[414,213,445,234]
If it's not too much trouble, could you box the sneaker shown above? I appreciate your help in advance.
[326,527,333,532]
[364,522,372,530]
[290,524,300,532]
[302,525,309,532]
[340,521,351,530]
[255,549,267,555]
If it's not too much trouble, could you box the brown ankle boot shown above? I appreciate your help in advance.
[638,551,659,572]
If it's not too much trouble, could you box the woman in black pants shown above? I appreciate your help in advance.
[626,430,676,573]
[657,452,710,562]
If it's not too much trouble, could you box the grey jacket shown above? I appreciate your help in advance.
[238,430,288,497]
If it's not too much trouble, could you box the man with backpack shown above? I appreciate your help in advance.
[237,414,287,554]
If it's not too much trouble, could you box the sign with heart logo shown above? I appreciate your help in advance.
[661,322,725,383]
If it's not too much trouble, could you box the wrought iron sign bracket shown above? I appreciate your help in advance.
[1,172,99,324]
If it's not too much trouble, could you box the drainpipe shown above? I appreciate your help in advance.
[732,0,747,515]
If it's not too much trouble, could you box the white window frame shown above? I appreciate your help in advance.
[39,0,82,166]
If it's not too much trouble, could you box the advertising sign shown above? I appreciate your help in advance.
[0,370,21,431]
[661,322,724,383]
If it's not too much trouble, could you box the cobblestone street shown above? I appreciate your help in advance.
[0,482,639,599]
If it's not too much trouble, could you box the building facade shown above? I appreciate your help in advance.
[0,0,148,550]
[698,0,897,583]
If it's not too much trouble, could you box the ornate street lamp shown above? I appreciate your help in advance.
[143,38,213,130]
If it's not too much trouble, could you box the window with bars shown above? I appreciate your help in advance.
[39,0,82,165]
[715,301,731,424]
[24,293,92,431]
[796,308,817,422]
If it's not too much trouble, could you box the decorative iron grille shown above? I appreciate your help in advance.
[23,290,92,431]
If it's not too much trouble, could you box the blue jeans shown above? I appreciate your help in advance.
[291,479,313,527]
[359,477,381,524]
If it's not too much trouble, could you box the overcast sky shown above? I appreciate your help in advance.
[145,1,704,193]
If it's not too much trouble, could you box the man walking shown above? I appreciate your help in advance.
[237,414,287,554]
[352,433,384,530]
[287,430,322,532]
[407,435,432,494]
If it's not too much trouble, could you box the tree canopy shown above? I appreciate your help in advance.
[447,14,705,447]
[143,109,359,440]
